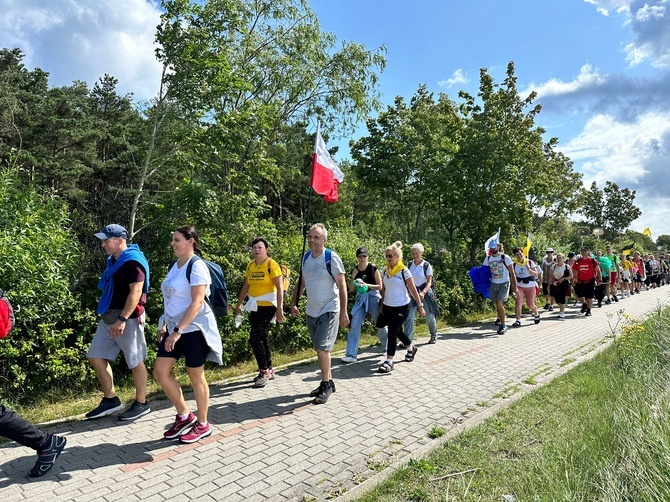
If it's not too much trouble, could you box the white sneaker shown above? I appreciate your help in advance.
[558,312,565,318]
[341,355,357,363]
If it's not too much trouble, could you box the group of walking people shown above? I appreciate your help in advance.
[483,240,661,334]
[2,222,444,477]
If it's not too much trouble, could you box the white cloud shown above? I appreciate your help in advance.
[523,64,607,98]
[437,69,469,88]
[560,111,670,236]
[583,0,633,16]
[0,0,163,100]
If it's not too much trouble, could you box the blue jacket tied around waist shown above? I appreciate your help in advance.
[97,244,150,314]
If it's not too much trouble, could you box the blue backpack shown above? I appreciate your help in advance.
[303,248,333,276]
[168,256,229,317]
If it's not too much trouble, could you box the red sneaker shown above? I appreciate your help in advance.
[179,422,212,443]
[163,412,197,439]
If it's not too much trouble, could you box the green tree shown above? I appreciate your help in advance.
[579,181,642,241]
[656,235,670,251]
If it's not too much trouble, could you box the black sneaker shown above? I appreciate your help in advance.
[310,379,335,397]
[580,304,587,314]
[543,303,550,310]
[585,310,592,317]
[313,381,333,404]
[613,295,619,302]
[494,318,501,326]
[29,434,66,477]
[119,400,151,421]
[86,396,123,419]
[534,314,541,324]
[428,337,437,344]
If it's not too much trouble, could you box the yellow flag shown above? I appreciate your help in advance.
[643,227,651,237]
[522,233,532,260]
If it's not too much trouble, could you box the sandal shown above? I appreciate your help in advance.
[512,320,522,327]
[378,360,394,373]
[405,346,418,362]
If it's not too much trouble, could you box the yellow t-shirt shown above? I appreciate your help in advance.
[621,259,632,271]
[245,258,282,306]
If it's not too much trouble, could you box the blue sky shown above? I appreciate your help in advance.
[1,0,669,239]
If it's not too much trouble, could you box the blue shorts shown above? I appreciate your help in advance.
[157,330,210,368]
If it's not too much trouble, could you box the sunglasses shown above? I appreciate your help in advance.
[385,254,396,259]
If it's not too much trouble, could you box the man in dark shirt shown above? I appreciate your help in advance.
[86,224,151,421]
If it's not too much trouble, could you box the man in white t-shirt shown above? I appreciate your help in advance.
[290,223,349,404]
[483,241,517,334]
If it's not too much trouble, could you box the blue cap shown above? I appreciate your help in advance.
[94,224,128,240]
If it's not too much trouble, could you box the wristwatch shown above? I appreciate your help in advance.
[173,326,184,335]
[117,315,128,323]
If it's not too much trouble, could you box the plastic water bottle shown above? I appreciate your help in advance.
[234,314,244,328]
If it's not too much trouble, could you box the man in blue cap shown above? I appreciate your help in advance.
[86,224,151,420]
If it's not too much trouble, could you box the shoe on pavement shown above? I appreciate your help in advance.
[405,346,418,362]
[558,312,566,318]
[310,379,335,397]
[605,298,611,305]
[313,381,334,404]
[179,422,212,443]
[585,310,592,317]
[164,411,197,439]
[547,304,554,311]
[580,304,587,314]
[543,303,550,310]
[428,337,437,344]
[613,295,619,302]
[512,320,522,327]
[29,434,66,477]
[119,400,151,421]
[86,396,123,419]
[497,324,507,334]
[378,360,394,373]
[494,318,501,325]
[341,355,357,363]
[534,314,541,324]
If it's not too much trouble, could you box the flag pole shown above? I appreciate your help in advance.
[293,123,319,308]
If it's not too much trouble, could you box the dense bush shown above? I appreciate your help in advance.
[0,169,98,399]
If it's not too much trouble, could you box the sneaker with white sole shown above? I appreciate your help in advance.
[164,411,197,439]
[119,400,151,421]
[179,422,212,443]
[341,355,357,363]
[85,397,124,419]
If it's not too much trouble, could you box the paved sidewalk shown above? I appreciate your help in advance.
[1,288,668,501]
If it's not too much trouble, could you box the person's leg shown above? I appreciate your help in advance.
[249,307,275,370]
[425,312,437,338]
[514,290,523,321]
[496,300,506,326]
[0,404,49,450]
[185,366,209,424]
[131,362,148,403]
[88,358,116,398]
[368,297,388,352]
[345,304,366,358]
[316,349,331,382]
[403,301,418,342]
[153,357,188,415]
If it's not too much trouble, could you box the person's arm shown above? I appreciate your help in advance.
[405,274,426,317]
[334,273,350,327]
[370,268,383,291]
[110,281,143,339]
[566,265,574,282]
[595,263,602,284]
[290,272,305,316]
[349,268,357,293]
[271,275,285,322]
[163,284,207,352]
[507,260,518,292]
[233,280,250,316]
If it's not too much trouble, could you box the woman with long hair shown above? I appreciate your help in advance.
[153,226,223,443]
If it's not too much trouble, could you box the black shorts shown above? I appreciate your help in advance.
[542,283,550,296]
[575,279,596,299]
[157,330,210,368]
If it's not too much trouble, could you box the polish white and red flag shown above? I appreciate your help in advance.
[311,125,344,203]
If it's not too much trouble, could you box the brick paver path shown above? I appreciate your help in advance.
[1,288,668,501]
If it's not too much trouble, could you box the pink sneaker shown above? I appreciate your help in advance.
[179,421,212,443]
[163,411,197,439]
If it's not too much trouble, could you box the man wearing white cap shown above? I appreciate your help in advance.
[86,224,151,420]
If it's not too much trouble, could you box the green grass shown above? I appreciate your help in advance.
[355,306,670,501]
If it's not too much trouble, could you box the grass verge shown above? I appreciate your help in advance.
[355,306,670,501]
